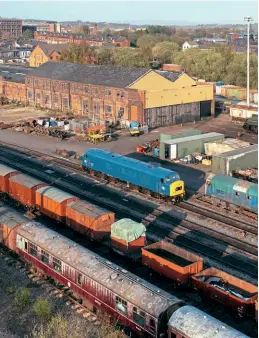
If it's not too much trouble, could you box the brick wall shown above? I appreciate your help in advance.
[0,77,26,102]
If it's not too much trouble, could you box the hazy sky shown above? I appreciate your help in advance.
[1,1,258,25]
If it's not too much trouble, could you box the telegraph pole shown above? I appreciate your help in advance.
[244,16,253,107]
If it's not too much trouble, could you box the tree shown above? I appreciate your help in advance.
[82,25,89,35]
[152,41,180,63]
[22,29,34,40]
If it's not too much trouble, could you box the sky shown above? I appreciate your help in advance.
[0,1,258,25]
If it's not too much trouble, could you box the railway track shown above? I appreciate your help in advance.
[0,145,257,283]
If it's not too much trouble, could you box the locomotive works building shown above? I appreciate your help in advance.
[0,61,215,128]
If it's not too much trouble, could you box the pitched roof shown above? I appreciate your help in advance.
[37,43,70,56]
[28,61,150,88]
[155,70,183,82]
[185,41,199,46]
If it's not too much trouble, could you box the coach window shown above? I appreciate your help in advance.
[115,296,127,315]
[149,318,155,332]
[170,333,176,338]
[133,307,146,327]
[24,240,28,252]
[53,257,62,273]
[77,273,83,286]
[41,250,49,264]
[30,244,37,257]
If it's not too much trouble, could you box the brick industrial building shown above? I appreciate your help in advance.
[0,18,22,38]
[34,32,130,47]
[0,62,214,127]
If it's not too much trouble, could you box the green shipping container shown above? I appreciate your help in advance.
[159,129,202,159]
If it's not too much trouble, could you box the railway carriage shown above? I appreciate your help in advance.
[205,174,258,213]
[82,149,185,203]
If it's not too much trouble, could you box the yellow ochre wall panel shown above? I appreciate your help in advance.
[29,46,49,67]
[145,85,214,108]
[129,71,196,91]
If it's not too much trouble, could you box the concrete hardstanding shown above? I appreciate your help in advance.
[162,132,224,159]
[212,144,258,175]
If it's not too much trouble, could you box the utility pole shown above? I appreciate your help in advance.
[244,16,253,107]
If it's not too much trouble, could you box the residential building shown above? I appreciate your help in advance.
[33,32,130,47]
[0,18,22,38]
[29,43,69,67]
[0,47,32,61]
[182,41,199,50]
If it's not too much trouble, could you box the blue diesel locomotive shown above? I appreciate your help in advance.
[205,173,258,213]
[82,149,185,202]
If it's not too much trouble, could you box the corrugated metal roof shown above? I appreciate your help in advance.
[18,222,181,317]
[36,186,76,203]
[163,133,224,145]
[0,206,27,229]
[111,218,146,243]
[9,174,45,189]
[67,200,110,219]
[168,305,249,338]
[0,163,18,176]
[214,145,258,159]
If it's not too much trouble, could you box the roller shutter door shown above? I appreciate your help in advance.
[200,100,212,118]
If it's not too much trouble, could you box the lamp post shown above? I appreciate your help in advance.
[244,16,253,107]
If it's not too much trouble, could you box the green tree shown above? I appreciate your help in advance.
[23,29,34,40]
[152,41,180,63]
[82,25,89,35]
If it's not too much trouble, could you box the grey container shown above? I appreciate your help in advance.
[160,129,202,159]
[212,144,258,175]
[163,132,224,160]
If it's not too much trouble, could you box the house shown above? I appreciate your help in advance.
[29,43,69,67]
[182,41,199,51]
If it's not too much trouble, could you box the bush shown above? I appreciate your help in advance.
[33,299,51,320]
[15,287,30,308]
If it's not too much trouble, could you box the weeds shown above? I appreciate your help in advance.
[33,299,51,320]
[15,287,30,308]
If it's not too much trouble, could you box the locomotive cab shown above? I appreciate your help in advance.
[161,174,184,202]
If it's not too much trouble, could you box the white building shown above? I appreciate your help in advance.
[182,41,199,51]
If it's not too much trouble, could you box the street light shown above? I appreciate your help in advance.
[244,16,253,107]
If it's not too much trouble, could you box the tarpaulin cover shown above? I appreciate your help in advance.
[111,218,146,243]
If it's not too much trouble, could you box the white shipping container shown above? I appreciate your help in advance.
[230,107,257,119]
[254,93,258,104]
[216,86,222,95]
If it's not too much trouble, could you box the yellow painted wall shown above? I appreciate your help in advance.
[145,85,214,109]
[129,70,196,91]
[29,46,49,67]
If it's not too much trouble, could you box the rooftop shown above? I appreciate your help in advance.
[213,144,258,159]
[163,132,224,145]
[37,43,70,56]
[28,61,150,88]
[156,70,183,82]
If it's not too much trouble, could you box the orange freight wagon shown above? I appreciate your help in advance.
[0,206,28,251]
[0,164,20,193]
[192,267,258,316]
[111,219,146,254]
[66,200,115,240]
[142,241,203,285]
[9,174,48,207]
[36,186,78,222]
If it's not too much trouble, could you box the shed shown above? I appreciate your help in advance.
[66,200,115,240]
[36,186,78,221]
[159,128,202,159]
[162,132,224,160]
[212,144,258,175]
[0,164,20,193]
[204,138,250,156]
[111,218,146,253]
[9,174,48,207]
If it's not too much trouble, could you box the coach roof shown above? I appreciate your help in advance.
[28,61,151,88]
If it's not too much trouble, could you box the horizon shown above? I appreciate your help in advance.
[0,1,258,26]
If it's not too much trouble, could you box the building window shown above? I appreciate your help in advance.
[84,86,89,93]
[30,243,37,257]
[105,105,112,113]
[118,107,124,118]
[94,103,100,115]
[53,257,61,273]
[133,307,146,327]
[45,94,50,104]
[62,82,68,91]
[35,79,39,86]
[117,91,124,97]
[105,89,111,95]
[41,250,49,264]
[71,84,75,91]
[53,94,58,104]
[83,101,88,113]
[27,78,31,85]
[63,97,68,108]
[45,81,50,90]
[115,296,127,315]
[28,91,32,99]
[77,273,82,285]
[36,92,40,100]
